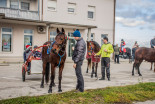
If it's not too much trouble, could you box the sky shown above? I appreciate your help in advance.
[115,0,155,48]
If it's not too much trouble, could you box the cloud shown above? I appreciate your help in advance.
[116,0,155,30]
[149,24,155,30]
[116,17,146,27]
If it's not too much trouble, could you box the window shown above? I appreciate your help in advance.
[1,28,12,52]
[48,0,57,11]
[88,6,95,19]
[21,2,30,10]
[68,3,76,13]
[0,0,7,7]
[101,34,108,45]
[10,0,19,9]
[91,33,95,41]
[50,31,57,41]
[68,33,76,57]
[24,29,33,50]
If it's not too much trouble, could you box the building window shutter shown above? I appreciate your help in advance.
[68,3,76,13]
[48,0,57,11]
[10,0,19,9]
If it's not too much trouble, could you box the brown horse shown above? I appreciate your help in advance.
[41,28,67,93]
[86,41,101,78]
[132,47,155,76]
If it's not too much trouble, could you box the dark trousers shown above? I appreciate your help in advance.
[115,55,119,63]
[75,61,84,92]
[27,62,31,72]
[101,57,110,78]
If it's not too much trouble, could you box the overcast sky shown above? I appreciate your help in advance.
[115,0,155,48]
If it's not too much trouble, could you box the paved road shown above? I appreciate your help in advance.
[0,59,155,103]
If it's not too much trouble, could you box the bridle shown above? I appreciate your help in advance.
[88,42,94,55]
[48,33,68,67]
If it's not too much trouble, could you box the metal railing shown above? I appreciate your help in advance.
[0,7,39,20]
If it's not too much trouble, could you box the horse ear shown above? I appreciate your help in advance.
[62,28,65,34]
[57,28,60,34]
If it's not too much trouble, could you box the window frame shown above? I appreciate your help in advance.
[10,0,19,9]
[24,29,34,50]
[88,5,95,20]
[47,0,57,12]
[50,31,57,41]
[68,32,76,57]
[68,3,76,14]
[21,2,30,10]
[1,27,13,53]
[0,0,7,8]
[101,34,108,45]
[91,33,95,41]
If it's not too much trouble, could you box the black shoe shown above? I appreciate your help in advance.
[108,78,110,81]
[99,77,105,80]
[27,70,30,75]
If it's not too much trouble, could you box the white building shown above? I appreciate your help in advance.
[0,0,116,62]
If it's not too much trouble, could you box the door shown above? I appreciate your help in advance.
[68,33,76,57]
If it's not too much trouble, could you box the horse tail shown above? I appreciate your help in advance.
[45,62,50,84]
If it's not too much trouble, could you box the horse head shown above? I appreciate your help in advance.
[87,41,95,56]
[87,41,101,56]
[52,28,68,54]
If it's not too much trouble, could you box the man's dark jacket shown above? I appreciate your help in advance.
[150,38,155,48]
[72,38,86,63]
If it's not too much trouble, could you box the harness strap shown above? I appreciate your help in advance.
[57,52,65,67]
[47,41,55,54]
[47,41,65,67]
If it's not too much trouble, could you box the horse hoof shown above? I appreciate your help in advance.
[132,74,134,76]
[86,71,88,73]
[91,75,93,78]
[139,74,142,76]
[58,90,62,92]
[40,85,44,88]
[48,89,52,93]
[95,75,97,78]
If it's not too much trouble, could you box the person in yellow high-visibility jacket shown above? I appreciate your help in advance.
[95,37,114,81]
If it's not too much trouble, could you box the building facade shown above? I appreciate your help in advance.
[0,0,115,62]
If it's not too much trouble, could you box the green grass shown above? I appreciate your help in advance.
[0,82,155,104]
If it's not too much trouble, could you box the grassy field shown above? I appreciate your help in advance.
[0,82,155,104]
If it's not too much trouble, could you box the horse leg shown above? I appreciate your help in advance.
[91,62,95,78]
[138,62,142,76]
[58,64,64,92]
[52,70,56,87]
[40,62,46,88]
[48,65,55,93]
[150,62,153,70]
[132,62,135,76]
[95,63,98,77]
[154,62,155,72]
[86,62,89,73]
[86,58,91,73]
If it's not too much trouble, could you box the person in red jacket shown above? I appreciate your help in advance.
[120,39,126,54]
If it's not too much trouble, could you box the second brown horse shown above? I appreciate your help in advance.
[86,41,101,78]
[132,47,155,76]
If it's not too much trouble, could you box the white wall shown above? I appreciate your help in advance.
[0,23,46,58]
[43,0,115,45]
